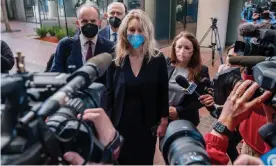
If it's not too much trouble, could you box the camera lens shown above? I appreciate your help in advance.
[160,120,210,165]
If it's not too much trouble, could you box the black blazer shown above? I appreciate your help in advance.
[1,40,14,73]
[106,52,169,128]
[168,64,210,126]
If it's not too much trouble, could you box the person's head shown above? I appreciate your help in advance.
[115,9,156,66]
[104,2,126,30]
[76,2,100,39]
[170,31,202,81]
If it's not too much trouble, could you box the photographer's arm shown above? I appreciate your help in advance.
[205,80,272,165]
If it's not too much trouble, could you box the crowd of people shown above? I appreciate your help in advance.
[1,1,275,165]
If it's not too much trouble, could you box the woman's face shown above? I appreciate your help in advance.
[175,37,194,65]
[127,18,143,36]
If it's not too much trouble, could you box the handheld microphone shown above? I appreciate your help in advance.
[175,75,220,119]
[37,53,113,117]
[228,56,267,66]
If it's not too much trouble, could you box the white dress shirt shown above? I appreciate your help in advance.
[79,33,98,64]
[109,27,117,42]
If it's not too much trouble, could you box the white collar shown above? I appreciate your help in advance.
[109,27,117,35]
[80,33,98,46]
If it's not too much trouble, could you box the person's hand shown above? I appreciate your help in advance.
[157,117,168,137]
[234,154,263,165]
[169,106,178,120]
[64,108,116,165]
[262,104,276,123]
[218,80,272,131]
[199,94,214,107]
[64,152,100,165]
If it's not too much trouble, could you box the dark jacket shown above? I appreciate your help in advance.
[98,26,111,41]
[1,40,14,73]
[106,52,169,128]
[168,63,210,126]
[50,32,115,84]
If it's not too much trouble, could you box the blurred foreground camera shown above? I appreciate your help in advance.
[213,61,276,108]
[234,41,274,56]
[160,120,210,165]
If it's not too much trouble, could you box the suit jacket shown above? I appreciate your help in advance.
[98,26,111,41]
[1,40,14,73]
[106,52,169,128]
[50,32,115,84]
[168,63,210,126]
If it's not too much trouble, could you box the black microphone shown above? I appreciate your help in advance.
[175,75,220,119]
[228,56,267,66]
[36,53,113,117]
[258,123,276,148]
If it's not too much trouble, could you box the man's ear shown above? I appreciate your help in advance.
[76,20,81,28]
[103,13,108,19]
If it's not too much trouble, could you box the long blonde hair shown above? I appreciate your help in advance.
[115,9,157,66]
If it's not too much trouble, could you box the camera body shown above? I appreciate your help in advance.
[1,72,107,164]
[213,61,276,108]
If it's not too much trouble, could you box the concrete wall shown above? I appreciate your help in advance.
[196,0,230,50]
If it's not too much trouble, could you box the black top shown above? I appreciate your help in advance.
[168,63,210,126]
[1,40,14,73]
[106,52,169,128]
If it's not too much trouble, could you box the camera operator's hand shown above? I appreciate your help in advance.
[199,94,215,107]
[234,154,263,165]
[218,80,272,131]
[64,108,116,165]
[169,106,178,120]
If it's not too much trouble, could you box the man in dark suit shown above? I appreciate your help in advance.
[51,2,114,84]
[98,2,126,43]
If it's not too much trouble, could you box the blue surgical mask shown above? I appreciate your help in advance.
[127,34,144,49]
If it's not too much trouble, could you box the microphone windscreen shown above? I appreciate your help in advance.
[175,75,190,88]
[86,53,113,77]
[228,56,266,66]
[238,23,258,37]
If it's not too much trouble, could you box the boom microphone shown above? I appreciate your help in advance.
[229,56,266,66]
[36,53,113,117]
[175,75,220,119]
[238,23,260,37]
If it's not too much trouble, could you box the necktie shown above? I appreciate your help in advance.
[113,33,117,42]
[86,40,93,61]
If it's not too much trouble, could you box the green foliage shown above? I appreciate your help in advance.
[55,28,67,41]
[36,27,48,37]
[68,27,76,37]
[47,25,60,36]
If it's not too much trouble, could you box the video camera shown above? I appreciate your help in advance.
[213,61,276,108]
[1,52,118,164]
[160,120,210,165]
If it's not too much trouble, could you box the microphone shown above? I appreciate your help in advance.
[238,23,260,37]
[229,56,276,67]
[175,75,220,119]
[228,56,266,66]
[36,53,113,117]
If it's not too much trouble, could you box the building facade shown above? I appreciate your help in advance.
[6,0,248,49]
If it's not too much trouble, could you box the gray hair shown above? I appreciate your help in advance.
[76,2,100,19]
[107,2,125,14]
